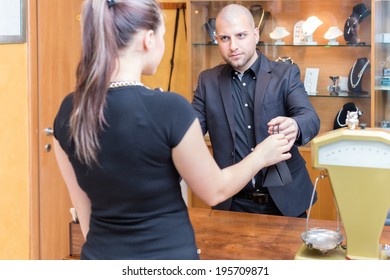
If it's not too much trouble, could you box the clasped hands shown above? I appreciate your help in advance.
[267,116,299,150]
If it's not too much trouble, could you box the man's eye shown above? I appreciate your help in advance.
[237,33,246,39]
[218,36,230,42]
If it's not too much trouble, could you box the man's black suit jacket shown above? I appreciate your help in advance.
[192,52,320,217]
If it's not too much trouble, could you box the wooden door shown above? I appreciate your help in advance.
[37,0,83,259]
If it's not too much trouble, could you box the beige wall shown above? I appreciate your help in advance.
[142,6,189,99]
[0,43,30,259]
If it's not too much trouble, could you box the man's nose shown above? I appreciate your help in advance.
[229,37,238,50]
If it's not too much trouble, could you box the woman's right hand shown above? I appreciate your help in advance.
[254,134,292,167]
[173,119,292,206]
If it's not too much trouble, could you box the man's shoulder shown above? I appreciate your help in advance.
[199,63,227,77]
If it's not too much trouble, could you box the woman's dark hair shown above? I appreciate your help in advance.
[70,0,162,167]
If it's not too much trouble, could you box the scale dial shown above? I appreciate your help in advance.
[318,139,390,169]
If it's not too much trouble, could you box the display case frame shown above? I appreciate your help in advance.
[372,0,390,129]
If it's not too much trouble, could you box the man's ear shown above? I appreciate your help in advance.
[143,30,155,50]
[254,27,260,43]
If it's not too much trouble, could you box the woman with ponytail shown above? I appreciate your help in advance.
[53,0,291,260]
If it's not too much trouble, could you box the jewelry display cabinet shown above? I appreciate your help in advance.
[186,0,378,220]
[187,0,373,135]
[373,1,390,129]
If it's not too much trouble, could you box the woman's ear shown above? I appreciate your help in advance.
[143,30,155,51]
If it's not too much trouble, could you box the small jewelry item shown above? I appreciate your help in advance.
[109,80,144,88]
[275,56,294,64]
[107,0,116,8]
[349,59,370,88]
[346,8,369,34]
[337,108,360,128]
[346,110,360,130]
[328,76,340,94]
[346,16,359,35]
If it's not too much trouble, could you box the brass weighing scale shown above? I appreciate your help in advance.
[295,127,390,260]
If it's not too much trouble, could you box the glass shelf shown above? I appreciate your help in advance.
[375,86,390,91]
[192,42,372,48]
[308,92,370,98]
[191,91,371,98]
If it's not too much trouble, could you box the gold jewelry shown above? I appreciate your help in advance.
[257,9,265,30]
[109,81,144,88]
[250,5,266,31]
[275,56,294,64]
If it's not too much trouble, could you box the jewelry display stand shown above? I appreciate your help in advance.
[324,26,343,45]
[328,76,340,95]
[304,34,316,45]
[293,20,305,45]
[343,3,371,45]
[338,76,349,96]
[269,27,290,45]
[203,18,217,44]
[249,5,270,43]
[304,68,320,95]
[302,16,323,45]
[348,57,370,94]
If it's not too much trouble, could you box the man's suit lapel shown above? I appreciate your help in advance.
[218,65,235,141]
[254,53,272,143]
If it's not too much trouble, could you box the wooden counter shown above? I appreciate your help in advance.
[68,207,390,260]
[191,208,358,259]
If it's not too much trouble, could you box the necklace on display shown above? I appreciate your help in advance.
[257,9,265,30]
[336,109,347,127]
[346,9,369,34]
[109,81,144,88]
[350,59,370,88]
[205,19,218,44]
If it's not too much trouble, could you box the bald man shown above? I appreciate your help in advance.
[191,4,320,217]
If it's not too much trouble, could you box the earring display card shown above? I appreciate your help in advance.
[304,68,319,95]
[293,20,305,45]
[339,76,349,92]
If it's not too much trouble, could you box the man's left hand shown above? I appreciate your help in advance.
[267,116,299,149]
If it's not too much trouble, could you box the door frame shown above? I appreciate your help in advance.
[28,0,40,260]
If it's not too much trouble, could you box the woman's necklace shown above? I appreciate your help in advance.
[350,59,370,88]
[109,80,144,88]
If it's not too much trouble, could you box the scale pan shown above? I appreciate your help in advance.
[301,229,343,252]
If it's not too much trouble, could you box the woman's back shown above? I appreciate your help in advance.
[54,85,199,259]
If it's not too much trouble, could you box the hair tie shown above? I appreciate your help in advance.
[107,0,116,8]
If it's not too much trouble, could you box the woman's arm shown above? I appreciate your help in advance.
[172,119,291,206]
[53,139,91,240]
